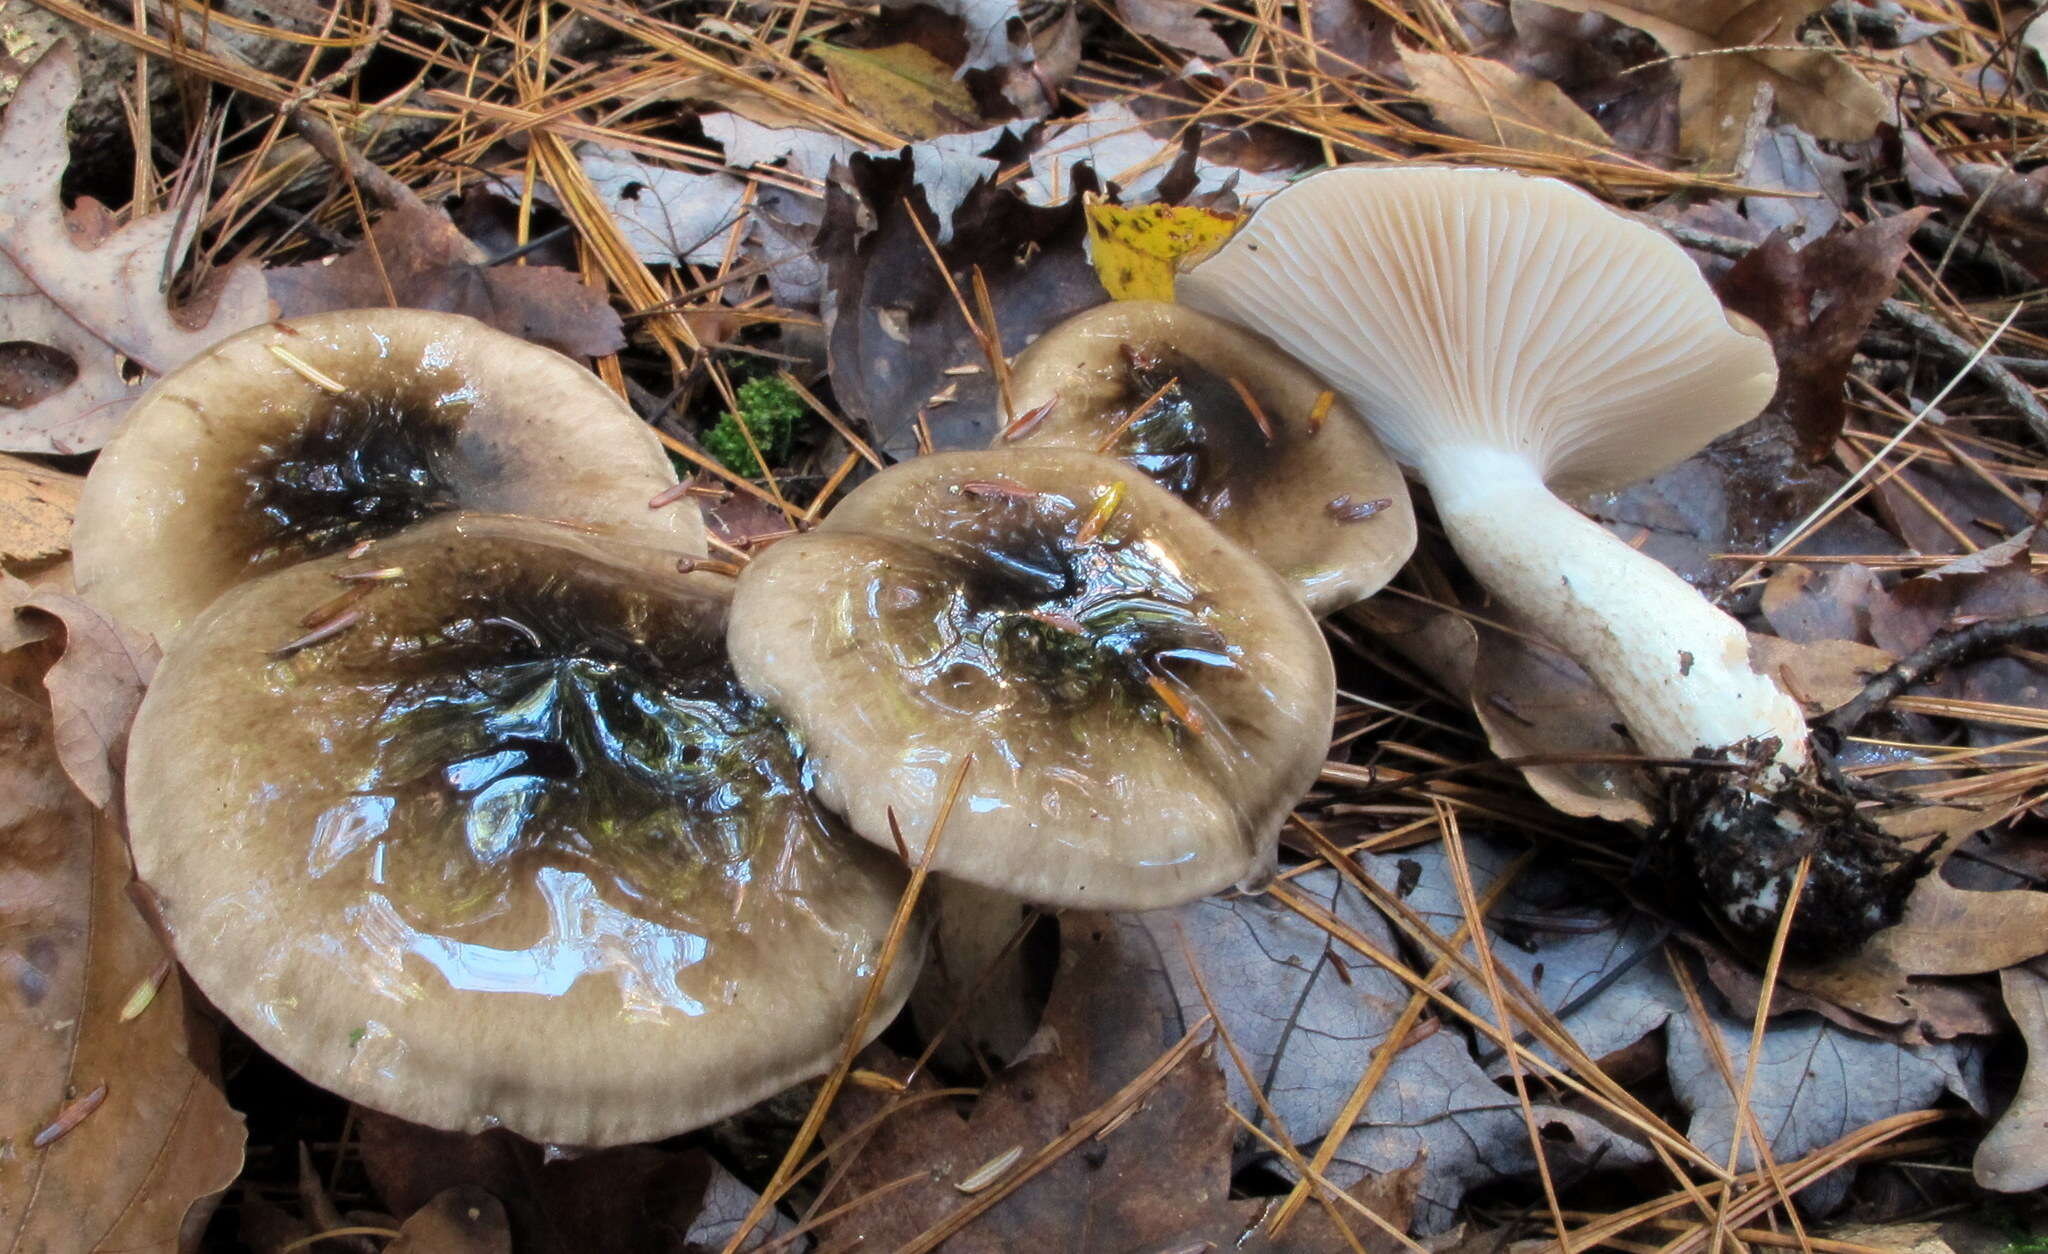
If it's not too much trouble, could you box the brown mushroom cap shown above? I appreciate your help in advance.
[125,513,915,1146]
[1004,301,1415,614]
[74,310,703,645]
[728,447,1335,910]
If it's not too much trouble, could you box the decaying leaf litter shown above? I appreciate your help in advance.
[5,0,2048,1245]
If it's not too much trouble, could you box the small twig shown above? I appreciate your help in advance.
[288,109,425,214]
[1826,612,2048,736]
[1913,218,2039,294]
[1876,300,2048,443]
[276,0,393,115]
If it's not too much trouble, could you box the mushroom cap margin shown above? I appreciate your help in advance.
[1005,300,1417,614]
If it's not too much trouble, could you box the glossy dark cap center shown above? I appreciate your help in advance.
[931,488,1231,724]
[294,541,805,929]
[1109,348,1286,520]
[240,389,468,569]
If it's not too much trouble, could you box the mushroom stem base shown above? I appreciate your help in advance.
[1643,740,1926,960]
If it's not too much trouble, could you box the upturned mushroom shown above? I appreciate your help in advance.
[728,447,1334,910]
[125,513,917,1145]
[1003,300,1416,613]
[73,310,703,644]
[1180,165,1915,955]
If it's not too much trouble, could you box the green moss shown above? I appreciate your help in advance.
[704,375,809,476]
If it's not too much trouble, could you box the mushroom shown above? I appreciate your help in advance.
[1179,165,1913,954]
[125,512,918,1145]
[73,310,703,645]
[728,447,1335,910]
[1004,300,1415,614]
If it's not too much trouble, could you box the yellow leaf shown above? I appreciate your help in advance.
[1084,197,1243,302]
[812,42,979,142]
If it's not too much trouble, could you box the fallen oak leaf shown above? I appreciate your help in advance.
[1718,210,1931,464]
[1539,0,1888,167]
[821,913,1413,1250]
[1395,836,1982,1212]
[1114,0,1231,58]
[820,150,1105,455]
[1346,596,1654,825]
[812,41,982,140]
[1844,874,2048,978]
[1399,49,1615,159]
[268,199,624,360]
[0,623,244,1252]
[3,573,156,808]
[1129,869,1651,1232]
[819,914,1233,1251]
[0,43,270,454]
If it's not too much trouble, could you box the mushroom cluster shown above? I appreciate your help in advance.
[88,296,1399,1139]
[89,160,1874,1154]
[86,311,920,1145]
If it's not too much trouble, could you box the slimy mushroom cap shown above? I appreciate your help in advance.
[728,447,1335,910]
[125,513,914,1146]
[74,310,703,645]
[1005,301,1415,614]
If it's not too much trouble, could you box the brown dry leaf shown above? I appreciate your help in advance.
[1749,633,1892,715]
[388,1188,514,1254]
[813,41,981,141]
[1719,210,1931,463]
[1348,598,1652,823]
[820,914,1413,1251]
[1400,49,1614,157]
[1974,964,2048,1192]
[0,452,79,566]
[0,626,244,1252]
[1116,0,1231,58]
[1540,0,1888,166]
[1868,875,2048,976]
[267,200,624,360]
[1784,805,2019,1036]
[820,153,1105,455]
[3,575,157,808]
[0,44,270,455]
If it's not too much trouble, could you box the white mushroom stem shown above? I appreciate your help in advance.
[1422,446,1809,772]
